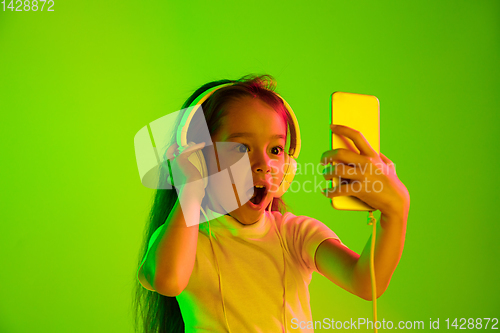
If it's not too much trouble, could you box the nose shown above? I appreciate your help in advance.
[252,151,272,174]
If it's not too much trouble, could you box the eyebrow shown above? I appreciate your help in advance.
[226,132,286,140]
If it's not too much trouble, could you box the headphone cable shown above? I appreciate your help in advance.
[367,210,378,333]
[201,206,232,332]
[201,202,287,333]
[269,198,287,333]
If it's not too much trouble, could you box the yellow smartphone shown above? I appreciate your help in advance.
[329,91,380,211]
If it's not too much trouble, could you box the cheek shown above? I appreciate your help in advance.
[270,159,286,181]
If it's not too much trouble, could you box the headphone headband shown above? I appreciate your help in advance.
[179,82,301,159]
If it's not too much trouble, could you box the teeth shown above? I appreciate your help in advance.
[255,185,265,188]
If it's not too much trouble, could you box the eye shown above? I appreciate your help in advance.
[235,143,249,153]
[271,146,284,155]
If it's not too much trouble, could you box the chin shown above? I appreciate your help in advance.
[228,198,268,224]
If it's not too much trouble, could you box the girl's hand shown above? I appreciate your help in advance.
[320,125,410,219]
[165,141,207,198]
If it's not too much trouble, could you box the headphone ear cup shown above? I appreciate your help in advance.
[187,150,208,189]
[273,155,297,197]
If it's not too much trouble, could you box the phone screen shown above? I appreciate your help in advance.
[329,91,380,211]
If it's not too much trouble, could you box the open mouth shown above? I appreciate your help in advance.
[247,185,267,206]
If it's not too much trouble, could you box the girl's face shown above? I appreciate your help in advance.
[204,96,288,225]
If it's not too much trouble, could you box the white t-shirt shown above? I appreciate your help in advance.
[138,207,347,333]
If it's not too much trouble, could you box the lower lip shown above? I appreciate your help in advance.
[247,197,266,210]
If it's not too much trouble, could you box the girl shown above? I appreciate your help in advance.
[133,74,410,333]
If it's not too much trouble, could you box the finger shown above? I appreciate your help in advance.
[166,143,179,160]
[322,163,363,181]
[320,148,367,166]
[332,130,358,154]
[177,142,206,157]
[331,124,378,158]
[379,152,391,163]
[380,152,396,171]
[321,183,357,199]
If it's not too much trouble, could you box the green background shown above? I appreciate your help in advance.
[1,1,499,332]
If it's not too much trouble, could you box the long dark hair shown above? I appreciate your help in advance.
[133,74,295,332]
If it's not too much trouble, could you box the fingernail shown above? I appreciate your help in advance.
[321,190,331,197]
[321,165,335,174]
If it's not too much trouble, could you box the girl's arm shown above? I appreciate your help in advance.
[315,209,407,300]
[139,184,204,297]
[317,124,410,300]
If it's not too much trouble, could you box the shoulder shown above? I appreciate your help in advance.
[270,210,336,236]
[269,210,343,272]
[269,210,311,224]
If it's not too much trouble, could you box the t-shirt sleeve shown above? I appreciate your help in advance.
[137,225,164,291]
[280,212,348,274]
